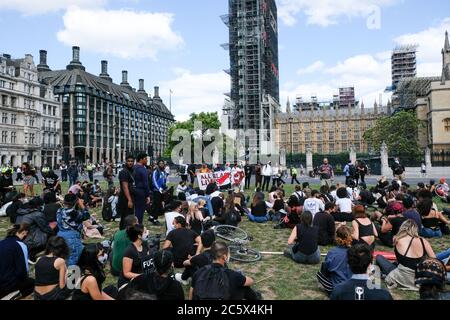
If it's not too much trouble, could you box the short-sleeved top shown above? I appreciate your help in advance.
[303,198,325,218]
[295,224,319,255]
[43,172,59,189]
[313,211,336,246]
[112,230,132,273]
[250,201,268,217]
[336,198,352,213]
[190,250,213,269]
[191,263,246,300]
[403,209,422,230]
[43,202,62,222]
[166,228,199,266]
[211,197,224,216]
[118,242,153,288]
[119,168,135,201]
[331,278,393,300]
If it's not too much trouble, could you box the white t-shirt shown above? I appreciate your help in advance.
[336,198,353,213]
[303,198,325,218]
[330,190,337,202]
[165,211,183,235]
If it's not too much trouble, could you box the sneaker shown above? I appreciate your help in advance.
[175,273,189,286]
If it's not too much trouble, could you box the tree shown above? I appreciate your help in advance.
[164,112,221,159]
[363,110,424,160]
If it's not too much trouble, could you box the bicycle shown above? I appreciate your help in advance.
[212,225,261,263]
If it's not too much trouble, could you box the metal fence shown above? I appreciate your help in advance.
[431,150,450,167]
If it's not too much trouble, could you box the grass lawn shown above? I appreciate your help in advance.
[1,181,449,300]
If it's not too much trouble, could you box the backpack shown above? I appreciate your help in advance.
[193,265,231,300]
[348,165,356,178]
[226,209,241,227]
[102,200,113,222]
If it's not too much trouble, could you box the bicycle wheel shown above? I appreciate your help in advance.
[214,225,248,242]
[229,245,261,263]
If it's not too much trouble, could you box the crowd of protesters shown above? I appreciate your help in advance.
[0,155,449,301]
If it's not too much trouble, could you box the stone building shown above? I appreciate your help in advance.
[0,52,61,167]
[275,98,391,155]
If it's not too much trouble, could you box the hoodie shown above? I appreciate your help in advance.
[15,207,53,249]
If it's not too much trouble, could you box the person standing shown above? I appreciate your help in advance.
[343,160,355,187]
[149,160,167,226]
[180,163,189,183]
[356,161,368,186]
[164,162,171,184]
[299,164,304,176]
[254,162,262,190]
[318,158,334,188]
[21,163,36,198]
[391,157,405,182]
[244,161,252,190]
[133,154,151,225]
[86,162,94,183]
[59,162,67,182]
[188,163,196,185]
[16,166,23,182]
[421,162,427,178]
[67,162,78,187]
[261,161,272,192]
[291,166,300,185]
[103,163,115,189]
[118,155,136,230]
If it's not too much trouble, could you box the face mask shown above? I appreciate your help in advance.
[142,232,149,242]
[98,254,108,265]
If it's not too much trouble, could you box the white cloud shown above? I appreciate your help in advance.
[0,0,106,15]
[297,61,325,75]
[160,69,230,121]
[277,0,400,27]
[57,6,184,60]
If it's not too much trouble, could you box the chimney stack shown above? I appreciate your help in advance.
[137,79,147,95]
[66,46,85,71]
[37,50,51,72]
[154,86,160,98]
[99,60,112,82]
[120,70,132,90]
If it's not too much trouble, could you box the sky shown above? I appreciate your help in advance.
[1,0,450,121]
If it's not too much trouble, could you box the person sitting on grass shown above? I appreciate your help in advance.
[351,205,378,250]
[215,194,242,227]
[186,203,205,235]
[313,202,336,246]
[333,187,353,222]
[72,243,117,300]
[303,190,325,220]
[317,225,353,295]
[376,219,436,291]
[164,201,184,236]
[0,224,34,300]
[372,202,407,248]
[330,244,393,300]
[119,249,185,301]
[34,236,72,300]
[190,241,260,300]
[111,215,138,277]
[175,229,215,285]
[284,211,321,265]
[418,198,450,238]
[118,224,153,288]
[163,216,202,268]
[43,191,62,224]
[248,192,270,223]
[415,258,450,300]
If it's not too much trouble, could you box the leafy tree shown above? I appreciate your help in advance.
[164,112,221,159]
[363,110,424,160]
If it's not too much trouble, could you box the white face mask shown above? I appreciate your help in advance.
[142,232,149,242]
[98,254,108,265]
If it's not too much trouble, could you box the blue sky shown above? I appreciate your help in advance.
[1,0,450,120]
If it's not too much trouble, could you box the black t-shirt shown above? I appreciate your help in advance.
[191,263,246,300]
[121,272,184,300]
[190,250,213,269]
[211,197,224,216]
[166,228,199,266]
[188,165,196,176]
[119,168,135,201]
[119,242,153,287]
[390,216,407,236]
[250,201,267,217]
[313,211,335,246]
[43,172,59,189]
[43,202,62,222]
[295,224,319,255]
[273,199,284,212]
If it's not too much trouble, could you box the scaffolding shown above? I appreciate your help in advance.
[392,76,439,111]
[391,45,418,89]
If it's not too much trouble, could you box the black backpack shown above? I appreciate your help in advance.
[193,265,231,300]
[102,200,113,222]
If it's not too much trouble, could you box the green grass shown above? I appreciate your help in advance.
[1,181,450,300]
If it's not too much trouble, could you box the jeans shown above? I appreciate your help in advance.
[419,227,442,238]
[149,191,163,221]
[69,176,77,187]
[437,248,450,261]
[245,176,251,190]
[286,246,321,264]
[248,213,270,223]
[376,255,397,276]
[58,230,83,266]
